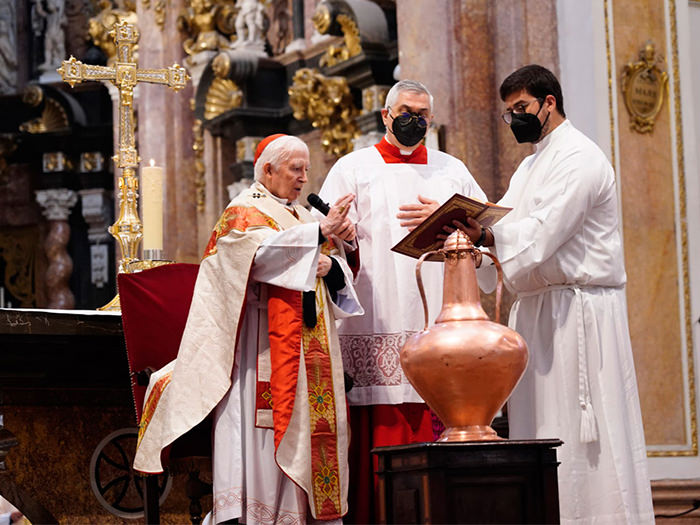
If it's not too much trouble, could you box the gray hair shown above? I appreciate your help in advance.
[253,135,309,182]
[384,79,434,113]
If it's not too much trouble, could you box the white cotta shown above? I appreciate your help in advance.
[482,120,654,524]
[318,144,486,406]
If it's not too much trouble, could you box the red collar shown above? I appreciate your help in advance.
[374,137,428,164]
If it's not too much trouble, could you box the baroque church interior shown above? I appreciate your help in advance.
[1,0,700,523]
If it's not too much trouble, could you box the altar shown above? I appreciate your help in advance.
[0,308,196,523]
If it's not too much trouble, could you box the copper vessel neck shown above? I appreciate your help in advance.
[435,235,488,323]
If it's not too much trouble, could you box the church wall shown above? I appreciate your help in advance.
[611,0,693,456]
[556,0,700,484]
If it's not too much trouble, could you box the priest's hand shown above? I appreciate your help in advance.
[317,254,332,277]
[439,217,492,247]
[320,193,355,239]
[397,195,439,231]
[335,221,356,242]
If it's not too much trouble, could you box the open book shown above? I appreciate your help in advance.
[391,193,512,260]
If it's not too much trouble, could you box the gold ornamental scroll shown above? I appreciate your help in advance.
[621,41,669,133]
[57,21,189,310]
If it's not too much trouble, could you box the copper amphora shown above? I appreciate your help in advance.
[400,230,528,442]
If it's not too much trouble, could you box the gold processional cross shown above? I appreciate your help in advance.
[57,21,189,309]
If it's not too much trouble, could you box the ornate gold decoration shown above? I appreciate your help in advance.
[288,68,359,157]
[58,21,190,309]
[88,0,138,64]
[178,0,234,56]
[22,85,44,107]
[126,258,174,272]
[621,41,669,133]
[0,135,18,186]
[192,119,205,212]
[42,152,72,172]
[19,98,69,134]
[204,77,242,119]
[603,0,615,170]
[153,0,167,29]
[80,152,105,172]
[212,51,231,78]
[0,226,40,308]
[311,3,331,34]
[362,85,389,113]
[319,14,361,68]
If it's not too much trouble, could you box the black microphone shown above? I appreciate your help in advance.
[307,193,330,215]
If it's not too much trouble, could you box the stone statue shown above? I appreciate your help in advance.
[32,0,67,73]
[234,0,265,48]
[0,12,18,93]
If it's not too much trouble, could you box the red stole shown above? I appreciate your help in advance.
[264,285,344,519]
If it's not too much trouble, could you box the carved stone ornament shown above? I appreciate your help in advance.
[35,189,78,309]
[621,41,669,133]
[36,188,78,220]
[288,67,359,157]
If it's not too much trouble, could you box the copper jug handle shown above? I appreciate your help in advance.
[415,250,443,330]
[479,251,504,324]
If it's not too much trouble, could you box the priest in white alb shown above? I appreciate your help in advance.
[133,134,363,524]
[462,65,654,524]
[317,79,486,522]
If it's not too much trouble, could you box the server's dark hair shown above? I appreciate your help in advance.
[499,64,566,118]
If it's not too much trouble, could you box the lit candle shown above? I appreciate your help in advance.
[141,159,164,258]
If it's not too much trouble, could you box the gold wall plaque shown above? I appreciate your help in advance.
[621,41,669,133]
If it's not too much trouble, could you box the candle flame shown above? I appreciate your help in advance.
[149,159,155,167]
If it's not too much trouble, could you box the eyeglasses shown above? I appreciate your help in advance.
[501,98,543,124]
[387,106,429,128]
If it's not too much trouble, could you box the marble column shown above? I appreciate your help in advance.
[35,188,78,309]
[395,0,559,200]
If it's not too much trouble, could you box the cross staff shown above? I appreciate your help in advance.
[57,21,189,302]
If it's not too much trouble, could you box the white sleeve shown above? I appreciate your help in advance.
[251,223,320,291]
[492,149,605,282]
[327,255,364,319]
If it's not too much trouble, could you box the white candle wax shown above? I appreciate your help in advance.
[141,164,164,252]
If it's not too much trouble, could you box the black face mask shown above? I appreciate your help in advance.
[510,101,550,144]
[390,111,428,147]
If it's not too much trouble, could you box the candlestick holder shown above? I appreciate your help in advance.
[143,249,164,261]
[126,258,174,273]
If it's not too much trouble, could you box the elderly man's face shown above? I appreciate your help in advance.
[262,149,310,202]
